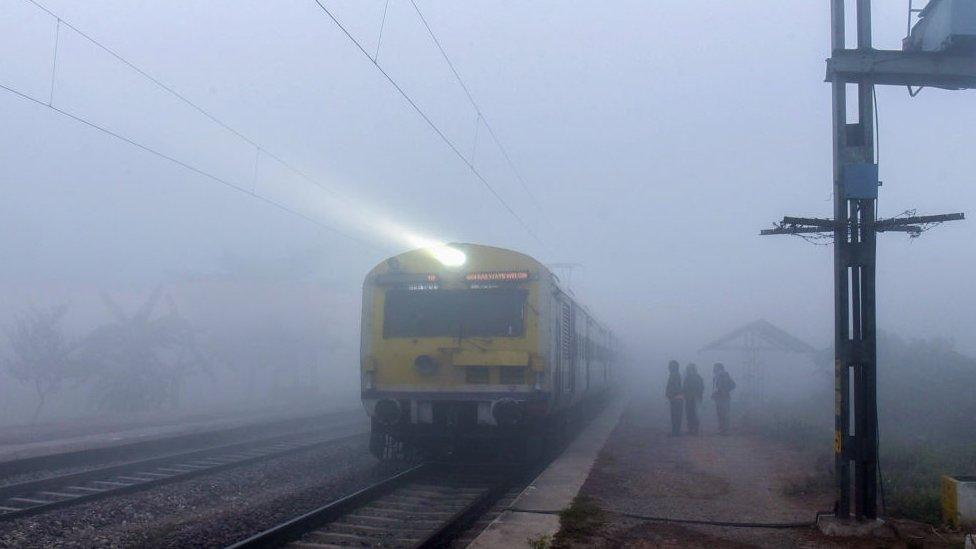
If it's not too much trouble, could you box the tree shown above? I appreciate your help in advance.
[2,304,76,422]
[78,288,208,413]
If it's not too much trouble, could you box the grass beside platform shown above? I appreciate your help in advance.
[750,406,976,526]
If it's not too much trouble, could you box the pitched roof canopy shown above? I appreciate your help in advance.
[700,319,817,354]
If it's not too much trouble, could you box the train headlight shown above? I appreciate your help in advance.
[374,399,401,425]
[491,398,522,426]
[363,370,376,390]
[430,245,466,267]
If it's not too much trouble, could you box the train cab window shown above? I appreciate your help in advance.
[499,367,526,385]
[383,288,527,338]
[465,366,490,384]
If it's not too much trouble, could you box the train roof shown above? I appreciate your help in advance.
[367,243,611,336]
[366,242,546,277]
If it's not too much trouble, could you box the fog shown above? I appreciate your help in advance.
[1,1,974,425]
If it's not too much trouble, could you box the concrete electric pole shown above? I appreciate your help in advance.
[763,0,973,522]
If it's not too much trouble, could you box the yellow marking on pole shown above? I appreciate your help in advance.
[942,475,960,528]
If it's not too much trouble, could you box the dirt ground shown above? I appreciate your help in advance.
[559,397,962,549]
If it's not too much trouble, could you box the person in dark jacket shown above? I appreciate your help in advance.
[711,363,736,434]
[683,363,704,435]
[665,360,684,436]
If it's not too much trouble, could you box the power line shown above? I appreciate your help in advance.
[17,0,540,252]
[24,0,347,206]
[310,0,545,247]
[15,0,413,254]
[374,0,391,62]
[48,18,60,105]
[407,0,549,218]
[0,80,389,254]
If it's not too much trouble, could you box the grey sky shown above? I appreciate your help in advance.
[1,0,973,360]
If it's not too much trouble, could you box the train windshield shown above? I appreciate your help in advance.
[383,288,527,338]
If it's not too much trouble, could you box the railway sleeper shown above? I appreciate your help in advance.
[349,507,456,520]
[37,491,79,499]
[324,521,432,536]
[304,530,421,547]
[340,513,445,528]
[379,493,463,506]
[64,485,105,492]
[8,497,51,505]
[91,480,130,487]
[115,475,154,483]
[402,484,484,496]
[395,488,476,499]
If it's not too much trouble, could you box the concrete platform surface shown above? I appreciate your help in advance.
[469,398,626,548]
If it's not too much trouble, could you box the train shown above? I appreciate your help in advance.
[360,243,615,459]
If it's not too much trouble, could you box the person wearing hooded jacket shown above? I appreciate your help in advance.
[683,363,704,435]
[712,362,736,434]
[665,360,684,436]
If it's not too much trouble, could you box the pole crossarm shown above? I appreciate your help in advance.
[782,216,838,228]
[761,212,964,237]
[876,225,923,234]
[876,212,965,228]
[826,49,976,89]
[760,215,838,236]
[760,226,832,236]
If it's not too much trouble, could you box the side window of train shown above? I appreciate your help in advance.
[552,300,561,399]
[561,302,573,393]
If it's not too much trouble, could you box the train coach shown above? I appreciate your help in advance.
[360,243,614,459]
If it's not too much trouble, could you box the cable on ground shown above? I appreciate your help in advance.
[506,507,834,530]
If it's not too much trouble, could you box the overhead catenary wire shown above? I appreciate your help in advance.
[16,0,440,255]
[48,17,60,105]
[24,0,349,206]
[407,0,549,218]
[0,80,389,255]
[374,0,391,62]
[310,0,545,248]
[19,0,541,252]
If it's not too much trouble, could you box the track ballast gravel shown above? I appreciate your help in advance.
[0,434,407,548]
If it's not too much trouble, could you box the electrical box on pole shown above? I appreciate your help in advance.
[904,0,976,54]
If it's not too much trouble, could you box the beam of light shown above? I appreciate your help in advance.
[380,223,466,267]
[278,176,465,265]
[256,152,470,262]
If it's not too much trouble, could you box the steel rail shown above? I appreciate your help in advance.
[0,422,367,521]
[224,398,607,547]
[411,474,515,548]
[226,464,429,548]
[0,409,362,478]
[225,463,522,549]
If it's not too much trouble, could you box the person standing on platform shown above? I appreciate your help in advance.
[665,360,684,436]
[683,363,704,435]
[712,363,736,434]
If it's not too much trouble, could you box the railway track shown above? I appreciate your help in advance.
[0,409,363,478]
[227,462,523,548]
[0,420,367,521]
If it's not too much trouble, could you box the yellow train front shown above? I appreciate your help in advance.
[360,243,614,460]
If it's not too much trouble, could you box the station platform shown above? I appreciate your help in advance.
[470,397,626,548]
